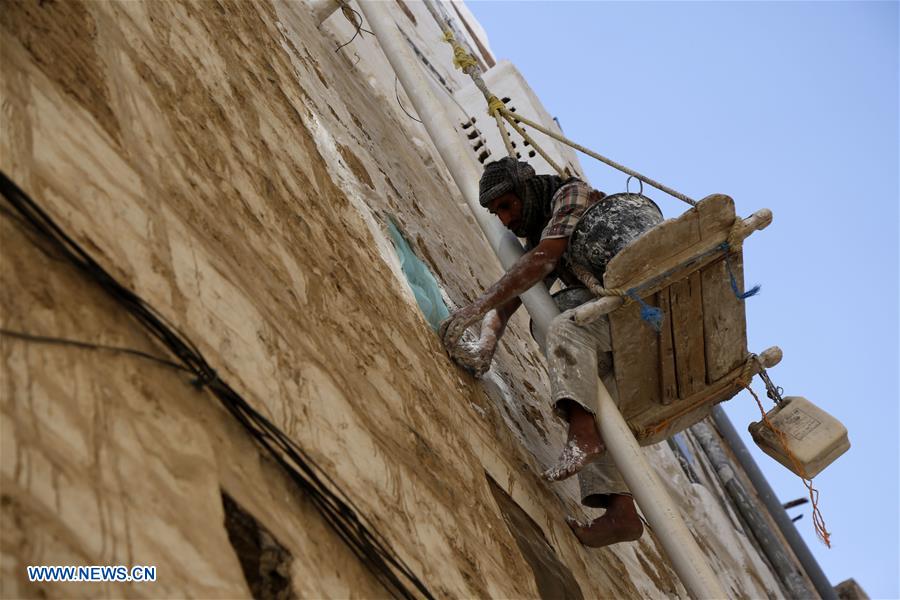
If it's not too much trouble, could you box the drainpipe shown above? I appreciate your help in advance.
[710,407,837,600]
[594,384,725,598]
[691,421,817,598]
[547,310,728,599]
[356,0,558,348]
[356,2,725,597]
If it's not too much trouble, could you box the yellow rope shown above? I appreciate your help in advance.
[487,95,506,116]
[442,30,478,71]
[501,111,567,177]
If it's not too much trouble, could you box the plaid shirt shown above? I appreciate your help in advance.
[540,180,602,241]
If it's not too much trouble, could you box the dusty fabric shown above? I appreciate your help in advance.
[540,180,603,240]
[545,287,629,506]
[568,192,663,283]
[579,455,630,508]
[477,158,567,240]
[478,157,522,206]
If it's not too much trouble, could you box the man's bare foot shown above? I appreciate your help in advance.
[543,403,605,482]
[566,495,644,548]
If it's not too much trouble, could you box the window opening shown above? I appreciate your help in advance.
[222,492,295,600]
[486,475,584,600]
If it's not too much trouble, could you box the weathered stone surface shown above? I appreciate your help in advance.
[1,1,788,598]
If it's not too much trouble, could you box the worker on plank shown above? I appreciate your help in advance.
[440,157,661,547]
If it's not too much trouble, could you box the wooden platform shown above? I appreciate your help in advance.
[603,194,775,445]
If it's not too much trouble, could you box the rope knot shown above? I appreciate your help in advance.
[487,95,506,117]
[627,290,664,332]
[452,46,477,71]
[442,28,477,71]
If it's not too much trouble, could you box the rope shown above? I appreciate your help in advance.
[0,328,191,373]
[0,171,433,600]
[501,111,567,177]
[745,384,832,547]
[718,219,761,300]
[569,263,628,299]
[495,113,515,158]
[442,30,478,71]
[429,0,698,208]
[495,107,696,207]
[724,250,761,300]
[486,96,516,157]
[571,262,666,332]
[486,95,506,116]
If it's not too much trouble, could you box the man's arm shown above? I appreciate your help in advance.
[440,237,567,350]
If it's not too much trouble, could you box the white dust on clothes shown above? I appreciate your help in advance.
[543,438,593,482]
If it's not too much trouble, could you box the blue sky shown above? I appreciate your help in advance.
[465,1,899,597]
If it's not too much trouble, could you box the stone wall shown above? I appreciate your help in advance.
[1,1,790,597]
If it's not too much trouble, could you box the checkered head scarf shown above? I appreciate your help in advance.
[478,157,566,242]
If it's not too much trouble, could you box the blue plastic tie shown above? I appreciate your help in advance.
[627,289,663,333]
[720,242,761,301]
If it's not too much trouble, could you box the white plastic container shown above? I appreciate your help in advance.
[748,396,850,479]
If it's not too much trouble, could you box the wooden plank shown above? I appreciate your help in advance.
[701,255,748,382]
[611,294,660,421]
[606,194,735,290]
[670,271,706,399]
[697,193,738,237]
[657,287,678,405]
[628,347,782,445]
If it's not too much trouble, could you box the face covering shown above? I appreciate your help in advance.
[478,157,566,242]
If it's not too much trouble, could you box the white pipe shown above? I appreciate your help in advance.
[356,2,726,596]
[357,0,557,348]
[595,379,727,598]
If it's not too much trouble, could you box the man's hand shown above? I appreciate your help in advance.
[445,309,504,376]
[439,302,486,352]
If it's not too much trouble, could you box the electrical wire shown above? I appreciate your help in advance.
[0,328,190,374]
[0,170,432,600]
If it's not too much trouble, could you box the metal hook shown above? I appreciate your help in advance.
[626,175,644,196]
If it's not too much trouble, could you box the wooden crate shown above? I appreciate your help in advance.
[603,195,773,445]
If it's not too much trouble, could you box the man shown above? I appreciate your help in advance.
[440,157,658,548]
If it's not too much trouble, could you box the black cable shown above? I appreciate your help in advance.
[0,329,190,373]
[0,171,432,600]
[395,76,423,124]
[335,5,373,53]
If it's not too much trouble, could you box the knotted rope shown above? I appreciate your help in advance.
[435,25,516,158]
[442,30,479,71]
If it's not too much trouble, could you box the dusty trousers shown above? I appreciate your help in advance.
[545,287,629,507]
